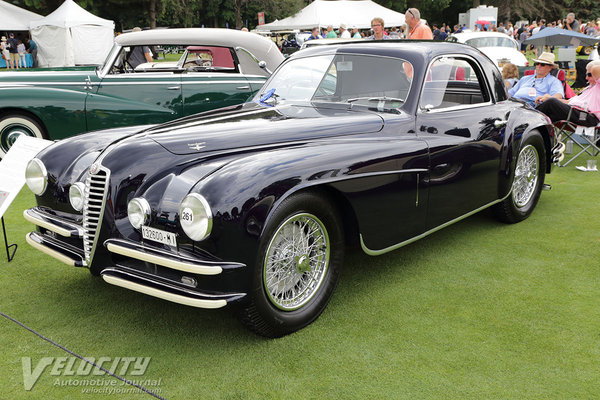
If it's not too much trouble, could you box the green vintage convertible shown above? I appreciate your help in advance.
[0,28,283,156]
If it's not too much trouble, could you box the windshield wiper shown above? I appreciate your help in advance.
[347,96,405,104]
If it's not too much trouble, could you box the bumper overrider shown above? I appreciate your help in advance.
[24,204,247,310]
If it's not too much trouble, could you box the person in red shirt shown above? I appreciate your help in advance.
[405,8,433,40]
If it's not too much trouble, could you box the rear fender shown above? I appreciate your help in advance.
[0,86,87,139]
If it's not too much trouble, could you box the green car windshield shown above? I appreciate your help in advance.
[256,54,413,109]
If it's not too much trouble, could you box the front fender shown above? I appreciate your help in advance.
[501,103,554,195]
[192,137,429,263]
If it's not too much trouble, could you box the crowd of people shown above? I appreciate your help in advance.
[306,11,600,51]
[1,33,37,69]
[302,8,600,127]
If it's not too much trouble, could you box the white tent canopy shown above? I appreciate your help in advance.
[254,0,406,31]
[0,0,43,31]
[30,0,114,67]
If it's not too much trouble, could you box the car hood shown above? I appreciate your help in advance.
[477,47,528,66]
[144,102,385,155]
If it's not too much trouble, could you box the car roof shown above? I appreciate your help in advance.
[295,40,483,63]
[115,28,284,72]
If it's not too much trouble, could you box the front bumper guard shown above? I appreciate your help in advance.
[25,231,86,267]
[104,239,232,276]
[101,268,245,309]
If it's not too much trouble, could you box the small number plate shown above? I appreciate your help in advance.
[141,226,177,247]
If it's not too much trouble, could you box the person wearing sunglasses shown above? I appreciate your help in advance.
[535,62,600,125]
[508,52,564,106]
[405,8,433,40]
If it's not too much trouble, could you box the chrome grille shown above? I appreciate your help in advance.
[83,167,110,265]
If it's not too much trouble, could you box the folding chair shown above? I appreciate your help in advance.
[554,107,600,167]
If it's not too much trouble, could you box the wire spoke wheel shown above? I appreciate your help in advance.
[512,144,539,208]
[263,213,330,311]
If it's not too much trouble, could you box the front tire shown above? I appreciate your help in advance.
[494,131,546,223]
[0,113,46,157]
[240,192,344,338]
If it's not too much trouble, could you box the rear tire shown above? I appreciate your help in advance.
[494,131,546,223]
[0,113,46,157]
[240,192,344,338]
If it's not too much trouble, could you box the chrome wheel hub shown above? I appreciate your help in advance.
[264,213,330,310]
[512,144,539,208]
[1,124,34,152]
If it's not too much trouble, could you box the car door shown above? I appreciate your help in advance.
[85,48,184,132]
[179,46,254,116]
[415,55,510,229]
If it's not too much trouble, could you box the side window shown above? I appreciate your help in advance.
[182,46,237,72]
[419,57,490,111]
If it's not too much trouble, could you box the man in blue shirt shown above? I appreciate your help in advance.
[508,52,564,106]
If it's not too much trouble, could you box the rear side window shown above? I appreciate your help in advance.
[419,56,490,111]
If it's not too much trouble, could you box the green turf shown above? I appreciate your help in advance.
[1,153,599,399]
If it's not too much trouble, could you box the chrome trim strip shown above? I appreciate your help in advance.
[102,275,227,309]
[106,242,222,275]
[303,168,429,187]
[98,80,252,85]
[23,209,84,238]
[360,191,511,256]
[422,101,494,114]
[25,233,76,267]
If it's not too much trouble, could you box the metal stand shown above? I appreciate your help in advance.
[2,217,17,262]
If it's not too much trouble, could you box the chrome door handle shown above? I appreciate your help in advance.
[167,86,181,90]
[236,86,250,90]
[494,119,508,128]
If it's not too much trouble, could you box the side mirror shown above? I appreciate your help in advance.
[235,46,273,75]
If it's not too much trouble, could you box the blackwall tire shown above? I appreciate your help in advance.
[494,131,546,224]
[240,191,344,338]
[0,114,46,158]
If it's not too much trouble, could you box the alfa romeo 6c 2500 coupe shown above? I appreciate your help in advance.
[23,41,562,337]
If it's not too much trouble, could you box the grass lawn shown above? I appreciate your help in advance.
[1,152,600,399]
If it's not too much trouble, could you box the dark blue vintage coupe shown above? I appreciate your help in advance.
[23,41,563,337]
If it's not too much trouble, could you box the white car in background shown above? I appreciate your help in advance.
[448,32,528,69]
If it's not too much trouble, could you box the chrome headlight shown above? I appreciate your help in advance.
[25,158,48,195]
[179,193,212,241]
[69,182,86,212]
[127,197,151,229]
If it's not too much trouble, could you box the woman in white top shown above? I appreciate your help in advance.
[1,37,10,69]
[17,40,26,68]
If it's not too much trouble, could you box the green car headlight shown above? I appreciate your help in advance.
[25,158,48,195]
[179,193,212,241]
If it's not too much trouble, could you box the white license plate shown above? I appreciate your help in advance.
[141,226,177,247]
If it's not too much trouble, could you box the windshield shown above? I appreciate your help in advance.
[255,54,413,109]
[466,37,516,49]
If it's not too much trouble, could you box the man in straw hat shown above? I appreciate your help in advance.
[508,52,564,106]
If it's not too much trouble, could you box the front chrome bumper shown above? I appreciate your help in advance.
[24,207,247,309]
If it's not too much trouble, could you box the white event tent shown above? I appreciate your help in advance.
[0,0,43,31]
[30,0,115,67]
[254,0,406,31]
